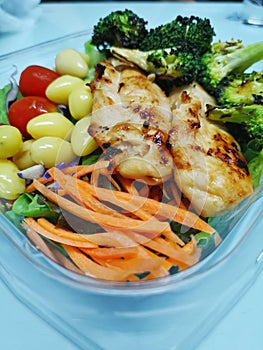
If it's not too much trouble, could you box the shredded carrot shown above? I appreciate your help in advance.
[25,174,54,193]
[61,171,153,222]
[53,169,214,234]
[23,217,97,248]
[122,231,199,267]
[117,176,140,195]
[66,161,110,178]
[80,246,138,259]
[32,179,172,236]
[104,256,164,274]
[27,217,142,248]
[51,169,185,245]
[53,167,127,218]
[94,185,214,234]
[26,225,82,273]
[62,245,131,281]
[20,156,218,282]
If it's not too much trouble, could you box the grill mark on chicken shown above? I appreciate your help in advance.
[181,90,191,103]
[207,132,250,176]
[118,82,125,93]
[169,83,253,217]
[96,63,106,79]
[89,60,174,184]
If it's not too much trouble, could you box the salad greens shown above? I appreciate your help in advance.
[0,84,10,124]
[248,149,263,188]
[12,193,61,223]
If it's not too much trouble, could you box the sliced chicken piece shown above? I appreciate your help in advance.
[169,83,253,217]
[89,60,174,184]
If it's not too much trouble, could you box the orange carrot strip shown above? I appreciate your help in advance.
[104,256,164,274]
[90,165,122,191]
[62,245,136,281]
[26,162,98,193]
[36,218,96,242]
[52,170,182,244]
[62,172,213,237]
[152,236,199,266]
[54,170,176,241]
[79,232,138,248]
[97,229,174,275]
[73,178,215,234]
[53,167,126,218]
[117,176,140,196]
[23,217,97,248]
[80,246,139,259]
[67,161,110,178]
[25,174,54,193]
[32,179,171,235]
[35,217,140,248]
[26,226,82,273]
[60,171,154,222]
[122,231,198,266]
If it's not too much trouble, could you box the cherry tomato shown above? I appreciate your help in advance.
[8,96,57,139]
[19,65,60,97]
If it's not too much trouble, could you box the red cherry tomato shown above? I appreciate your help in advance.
[8,96,57,139]
[19,65,60,97]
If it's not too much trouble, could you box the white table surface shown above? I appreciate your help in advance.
[0,2,262,350]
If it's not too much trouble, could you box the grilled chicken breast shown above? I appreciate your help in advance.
[89,60,174,184]
[169,83,253,217]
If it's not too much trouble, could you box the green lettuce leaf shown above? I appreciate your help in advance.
[12,193,61,223]
[0,84,10,124]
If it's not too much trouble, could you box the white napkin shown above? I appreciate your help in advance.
[0,0,41,33]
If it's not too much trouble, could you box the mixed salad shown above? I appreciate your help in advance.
[0,10,262,282]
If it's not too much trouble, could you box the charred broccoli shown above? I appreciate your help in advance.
[139,15,215,56]
[215,71,263,107]
[197,40,263,93]
[110,46,198,82]
[91,9,148,54]
[206,104,263,151]
[110,15,215,86]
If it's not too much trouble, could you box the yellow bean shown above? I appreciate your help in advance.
[30,137,76,168]
[79,52,90,65]
[70,117,98,157]
[0,125,23,159]
[45,75,84,105]
[27,112,74,140]
[68,85,93,120]
[12,139,36,170]
[55,48,89,78]
[0,160,26,200]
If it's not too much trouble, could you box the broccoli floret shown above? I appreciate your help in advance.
[111,46,198,83]
[215,71,263,107]
[139,15,215,56]
[109,15,215,87]
[206,104,263,150]
[198,40,263,93]
[91,9,148,54]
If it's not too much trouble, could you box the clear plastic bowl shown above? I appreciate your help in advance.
[0,31,262,350]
